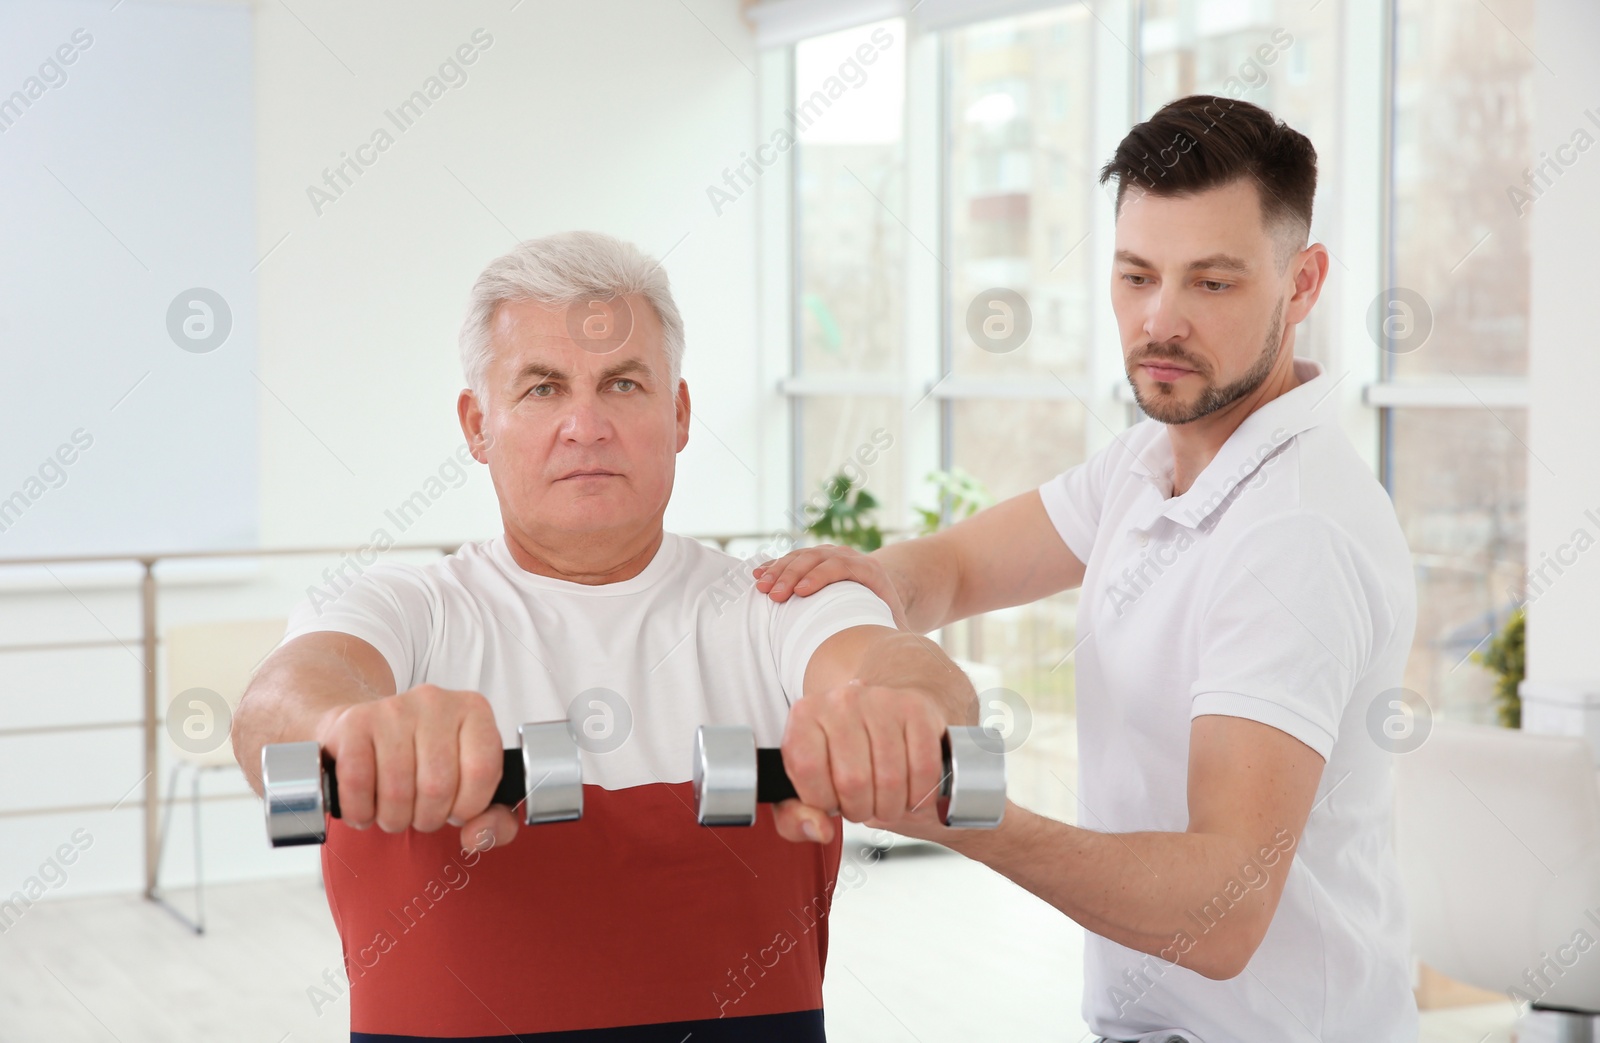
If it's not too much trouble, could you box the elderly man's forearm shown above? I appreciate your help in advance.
[231,635,392,796]
[851,630,978,725]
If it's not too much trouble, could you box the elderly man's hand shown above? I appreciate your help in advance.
[770,678,951,845]
[313,684,519,854]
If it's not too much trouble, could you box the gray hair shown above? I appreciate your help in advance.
[458,230,685,398]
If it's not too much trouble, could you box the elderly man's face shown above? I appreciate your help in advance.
[460,295,688,546]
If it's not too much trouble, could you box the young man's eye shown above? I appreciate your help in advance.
[1200,280,1229,292]
[1123,274,1149,286]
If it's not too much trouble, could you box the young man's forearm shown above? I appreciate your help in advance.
[874,531,964,635]
[231,634,393,796]
[943,806,1296,979]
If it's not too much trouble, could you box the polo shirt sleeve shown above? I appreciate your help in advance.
[769,580,897,706]
[1187,512,1384,760]
[1037,447,1112,564]
[276,564,435,693]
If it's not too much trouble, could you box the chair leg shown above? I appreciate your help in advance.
[148,761,203,935]
[153,763,183,886]
[191,766,205,935]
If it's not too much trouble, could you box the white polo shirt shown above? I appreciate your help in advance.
[1038,357,1418,1043]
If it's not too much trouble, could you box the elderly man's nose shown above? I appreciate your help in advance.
[558,399,609,440]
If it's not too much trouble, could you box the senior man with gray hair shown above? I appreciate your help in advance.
[232,230,977,1041]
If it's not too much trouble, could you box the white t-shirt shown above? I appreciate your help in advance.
[271,530,897,1036]
[1038,357,1419,1043]
[277,530,896,788]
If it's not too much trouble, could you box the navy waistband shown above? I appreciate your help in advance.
[352,1007,825,1042]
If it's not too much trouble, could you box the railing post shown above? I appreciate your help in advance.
[141,558,159,899]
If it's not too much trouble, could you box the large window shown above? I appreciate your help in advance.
[1385,0,1532,723]
[939,9,1107,720]
[793,20,911,527]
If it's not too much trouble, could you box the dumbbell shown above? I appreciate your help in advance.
[260,720,583,847]
[691,724,1007,829]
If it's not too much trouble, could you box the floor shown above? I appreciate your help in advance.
[0,846,1525,1042]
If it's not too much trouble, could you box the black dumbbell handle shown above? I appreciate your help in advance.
[322,748,527,819]
[755,735,954,805]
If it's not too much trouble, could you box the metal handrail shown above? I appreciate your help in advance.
[0,529,893,897]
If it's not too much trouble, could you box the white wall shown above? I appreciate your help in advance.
[1525,0,1600,687]
[253,0,769,548]
[0,0,771,901]
[0,0,259,559]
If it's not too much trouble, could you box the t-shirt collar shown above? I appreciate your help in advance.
[490,529,680,594]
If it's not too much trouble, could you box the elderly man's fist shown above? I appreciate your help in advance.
[770,679,952,845]
[312,684,518,853]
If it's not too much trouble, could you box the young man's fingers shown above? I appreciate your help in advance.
[757,550,829,597]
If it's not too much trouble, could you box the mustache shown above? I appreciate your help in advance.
[1131,346,1207,373]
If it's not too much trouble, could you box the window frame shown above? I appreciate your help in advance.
[763,0,1526,536]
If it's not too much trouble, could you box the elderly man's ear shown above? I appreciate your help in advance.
[674,378,691,452]
[457,389,494,464]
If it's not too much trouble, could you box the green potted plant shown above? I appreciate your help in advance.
[915,467,994,535]
[1472,605,1525,728]
[803,472,884,552]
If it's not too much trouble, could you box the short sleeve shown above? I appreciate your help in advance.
[1187,513,1383,760]
[770,580,896,705]
[1037,452,1110,564]
[276,564,435,693]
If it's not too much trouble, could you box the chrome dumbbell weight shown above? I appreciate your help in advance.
[691,724,1007,829]
[260,720,584,847]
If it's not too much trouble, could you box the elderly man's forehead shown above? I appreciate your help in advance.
[489,297,661,360]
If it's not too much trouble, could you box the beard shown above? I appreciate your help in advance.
[1126,299,1285,426]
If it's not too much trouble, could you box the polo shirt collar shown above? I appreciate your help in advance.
[1127,356,1335,531]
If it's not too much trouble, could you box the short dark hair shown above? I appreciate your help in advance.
[1099,95,1317,258]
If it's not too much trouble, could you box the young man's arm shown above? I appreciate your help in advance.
[879,714,1325,980]
[757,489,1088,634]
